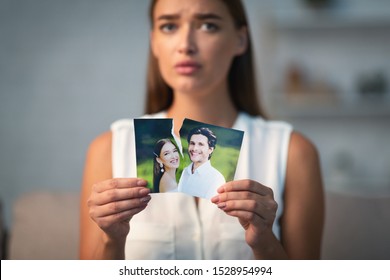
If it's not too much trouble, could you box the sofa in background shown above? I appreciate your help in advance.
[7,192,80,260]
[4,189,390,259]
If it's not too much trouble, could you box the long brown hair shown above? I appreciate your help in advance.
[145,0,266,117]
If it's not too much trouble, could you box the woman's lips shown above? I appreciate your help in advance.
[175,61,201,75]
[170,159,179,167]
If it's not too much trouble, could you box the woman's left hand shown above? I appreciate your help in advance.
[211,179,278,249]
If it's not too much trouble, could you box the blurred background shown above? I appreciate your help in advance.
[0,0,389,259]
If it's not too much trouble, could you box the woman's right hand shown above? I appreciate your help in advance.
[87,178,151,242]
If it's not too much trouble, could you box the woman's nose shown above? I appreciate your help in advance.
[177,25,197,55]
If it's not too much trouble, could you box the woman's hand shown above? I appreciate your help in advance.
[87,178,151,242]
[211,179,279,252]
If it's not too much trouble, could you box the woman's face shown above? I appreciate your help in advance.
[188,134,213,165]
[158,141,180,169]
[151,0,246,96]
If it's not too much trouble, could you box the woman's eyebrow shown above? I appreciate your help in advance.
[156,14,180,21]
[156,13,223,21]
[194,13,223,21]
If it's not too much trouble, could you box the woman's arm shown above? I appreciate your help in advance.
[212,131,324,259]
[79,131,151,259]
[280,131,324,259]
[79,131,123,259]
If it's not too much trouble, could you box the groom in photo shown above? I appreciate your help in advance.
[178,127,226,199]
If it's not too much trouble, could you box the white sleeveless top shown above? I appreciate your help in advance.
[111,111,292,259]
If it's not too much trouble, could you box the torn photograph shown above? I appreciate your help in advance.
[178,118,244,199]
[134,118,244,199]
[134,118,182,193]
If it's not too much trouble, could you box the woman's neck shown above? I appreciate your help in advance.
[167,89,238,136]
[164,167,176,179]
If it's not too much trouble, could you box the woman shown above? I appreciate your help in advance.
[80,0,324,260]
[153,138,180,193]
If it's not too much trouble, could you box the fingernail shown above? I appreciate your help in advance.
[140,195,151,203]
[217,202,226,209]
[139,188,150,196]
[211,195,219,203]
[137,179,147,186]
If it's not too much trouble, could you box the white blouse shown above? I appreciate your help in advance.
[111,112,292,259]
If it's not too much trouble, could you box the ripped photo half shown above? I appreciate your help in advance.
[134,118,244,199]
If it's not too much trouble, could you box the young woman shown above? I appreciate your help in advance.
[153,138,180,193]
[80,0,324,260]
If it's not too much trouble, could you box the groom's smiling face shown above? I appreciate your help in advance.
[188,134,213,164]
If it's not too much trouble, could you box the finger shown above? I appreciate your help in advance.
[92,186,150,206]
[91,195,151,218]
[223,209,263,225]
[217,180,274,197]
[93,178,147,193]
[212,190,255,203]
[217,199,277,221]
[94,205,148,229]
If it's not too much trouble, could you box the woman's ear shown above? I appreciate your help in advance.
[235,26,248,56]
[156,157,162,165]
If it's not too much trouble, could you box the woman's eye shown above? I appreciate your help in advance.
[160,23,177,33]
[200,22,219,32]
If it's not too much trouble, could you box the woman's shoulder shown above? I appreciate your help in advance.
[288,131,320,165]
[240,112,320,167]
[238,112,293,137]
[159,173,178,191]
[110,112,167,132]
[87,130,112,161]
[82,130,113,183]
[88,114,161,162]
[110,118,133,132]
